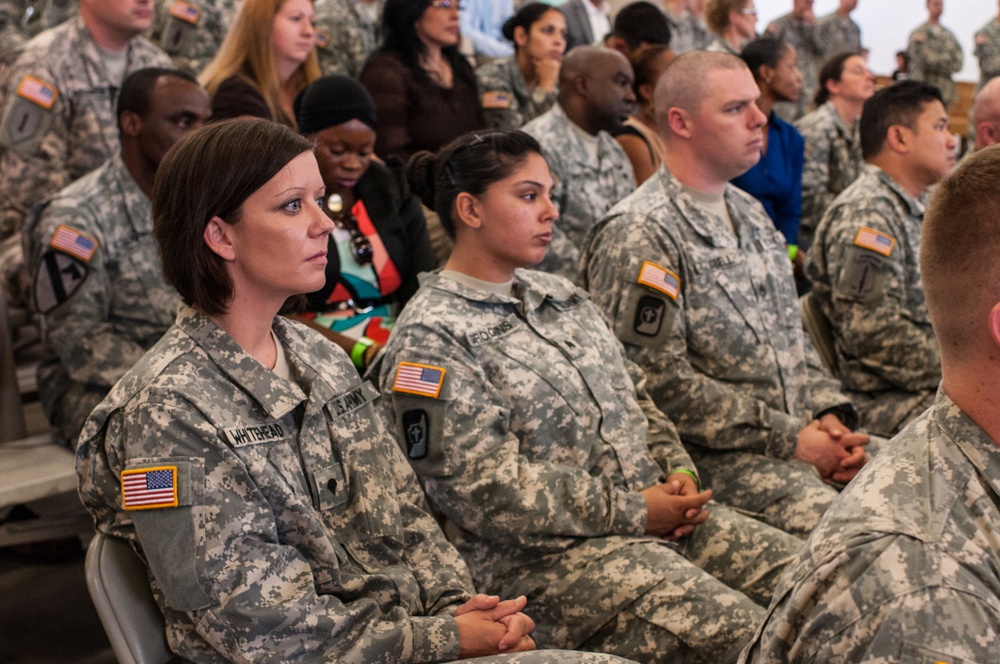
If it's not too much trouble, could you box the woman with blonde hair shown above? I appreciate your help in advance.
[200,0,321,127]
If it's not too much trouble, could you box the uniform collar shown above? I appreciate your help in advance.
[866,164,926,218]
[934,388,1000,504]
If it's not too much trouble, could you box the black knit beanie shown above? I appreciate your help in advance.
[294,74,377,135]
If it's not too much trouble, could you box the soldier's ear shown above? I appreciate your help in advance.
[666,107,693,139]
[988,301,1000,351]
[453,192,483,231]
[203,216,236,261]
[119,110,142,138]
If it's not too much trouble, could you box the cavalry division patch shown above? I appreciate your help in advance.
[393,362,446,398]
[853,227,895,257]
[637,261,680,299]
[121,466,178,510]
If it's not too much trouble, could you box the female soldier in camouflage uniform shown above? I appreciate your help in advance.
[76,118,624,664]
[378,130,803,664]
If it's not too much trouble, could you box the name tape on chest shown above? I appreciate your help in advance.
[853,227,895,257]
[17,75,58,109]
[49,224,98,262]
[482,91,512,109]
[223,422,285,447]
[121,466,178,511]
[467,318,516,346]
[637,261,680,299]
[392,362,446,398]
[170,0,202,23]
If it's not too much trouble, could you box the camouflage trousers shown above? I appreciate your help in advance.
[847,388,936,439]
[467,651,636,663]
[689,451,837,539]
[508,504,800,664]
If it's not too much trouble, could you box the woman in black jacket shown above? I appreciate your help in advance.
[293,74,436,372]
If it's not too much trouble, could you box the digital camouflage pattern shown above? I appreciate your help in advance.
[476,55,557,132]
[806,165,939,437]
[313,0,382,79]
[663,9,711,54]
[77,305,628,664]
[975,17,1000,89]
[766,12,824,122]
[814,11,861,62]
[0,0,76,67]
[582,166,853,537]
[907,21,963,109]
[794,101,863,250]
[0,15,170,306]
[741,389,1000,664]
[149,0,243,76]
[522,104,636,282]
[377,269,801,663]
[23,154,177,446]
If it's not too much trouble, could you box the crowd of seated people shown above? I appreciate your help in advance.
[4,1,1000,663]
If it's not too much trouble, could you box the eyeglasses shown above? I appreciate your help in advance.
[739,7,758,15]
[430,0,462,9]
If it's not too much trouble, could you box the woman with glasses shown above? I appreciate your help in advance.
[360,0,486,160]
[292,74,435,373]
[476,3,567,132]
[200,0,321,127]
[704,0,757,55]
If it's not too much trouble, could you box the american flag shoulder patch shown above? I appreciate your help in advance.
[121,466,179,511]
[315,31,330,48]
[393,362,446,398]
[854,227,895,257]
[170,0,202,23]
[482,91,512,109]
[637,261,680,299]
[17,75,58,110]
[49,224,98,262]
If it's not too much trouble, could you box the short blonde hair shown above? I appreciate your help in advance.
[200,0,321,127]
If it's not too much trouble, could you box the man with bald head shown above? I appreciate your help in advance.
[521,45,636,281]
[583,51,869,539]
[742,144,1000,664]
[973,76,1000,149]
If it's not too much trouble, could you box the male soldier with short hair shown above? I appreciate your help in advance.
[815,0,860,60]
[583,51,869,538]
[522,45,636,281]
[972,74,1000,149]
[741,141,1000,664]
[0,0,170,308]
[806,81,956,437]
[23,67,210,446]
[907,0,963,109]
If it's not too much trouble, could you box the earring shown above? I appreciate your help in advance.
[764,76,772,84]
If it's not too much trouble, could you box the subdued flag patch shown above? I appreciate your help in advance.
[482,91,512,109]
[121,467,178,510]
[49,225,97,262]
[854,227,895,257]
[170,0,202,23]
[637,261,680,299]
[393,362,446,398]
[16,75,58,109]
